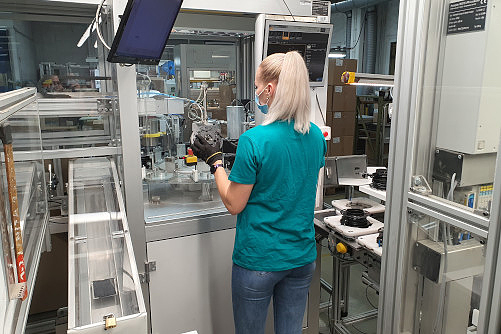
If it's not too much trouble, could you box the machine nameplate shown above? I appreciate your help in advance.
[447,0,487,35]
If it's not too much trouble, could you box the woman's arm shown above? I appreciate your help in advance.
[213,160,253,215]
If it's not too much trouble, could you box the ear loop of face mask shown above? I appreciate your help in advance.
[255,86,270,114]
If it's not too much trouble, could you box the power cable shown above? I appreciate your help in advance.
[315,92,327,126]
[96,0,111,50]
[281,0,297,21]
[346,12,367,50]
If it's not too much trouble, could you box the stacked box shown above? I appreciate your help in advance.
[329,136,354,156]
[327,59,357,156]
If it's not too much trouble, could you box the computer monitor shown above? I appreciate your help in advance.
[263,20,332,86]
[107,0,183,65]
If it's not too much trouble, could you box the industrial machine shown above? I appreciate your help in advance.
[379,0,501,333]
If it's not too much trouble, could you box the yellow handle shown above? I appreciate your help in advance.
[336,242,348,254]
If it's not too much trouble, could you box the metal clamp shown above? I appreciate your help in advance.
[410,175,432,195]
[103,314,117,330]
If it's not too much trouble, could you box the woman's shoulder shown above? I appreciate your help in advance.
[309,122,324,138]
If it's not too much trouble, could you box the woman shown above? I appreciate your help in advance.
[192,51,326,334]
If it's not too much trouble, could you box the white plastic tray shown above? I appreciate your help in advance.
[357,233,383,257]
[324,215,384,238]
[331,198,385,214]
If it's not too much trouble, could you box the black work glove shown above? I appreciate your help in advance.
[192,134,222,165]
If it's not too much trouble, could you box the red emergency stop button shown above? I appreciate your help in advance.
[324,132,329,137]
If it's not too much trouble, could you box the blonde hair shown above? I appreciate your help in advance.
[259,51,311,134]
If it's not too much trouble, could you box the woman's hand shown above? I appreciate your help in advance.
[192,135,222,166]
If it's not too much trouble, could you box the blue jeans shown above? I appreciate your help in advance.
[231,261,316,334]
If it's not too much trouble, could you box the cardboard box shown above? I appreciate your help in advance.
[328,135,354,156]
[327,85,334,111]
[327,111,356,137]
[331,85,357,111]
[328,58,357,85]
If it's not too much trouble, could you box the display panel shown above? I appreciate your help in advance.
[263,20,332,86]
[107,0,183,65]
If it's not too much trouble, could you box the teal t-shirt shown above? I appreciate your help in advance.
[228,120,327,271]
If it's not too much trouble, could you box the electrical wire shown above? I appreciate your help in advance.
[281,0,296,21]
[188,103,204,121]
[346,12,367,50]
[446,173,457,245]
[136,73,151,87]
[315,92,327,126]
[96,0,111,50]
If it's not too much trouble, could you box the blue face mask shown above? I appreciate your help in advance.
[255,87,269,114]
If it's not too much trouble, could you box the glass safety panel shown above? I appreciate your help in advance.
[0,92,48,333]
[401,213,486,333]
[19,98,118,150]
[2,100,48,271]
[135,67,229,223]
[396,0,501,333]
[68,158,145,331]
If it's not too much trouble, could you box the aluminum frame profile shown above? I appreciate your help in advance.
[0,88,37,123]
[377,0,422,334]
[377,0,435,333]
[407,192,489,234]
[478,135,501,334]
[18,98,109,116]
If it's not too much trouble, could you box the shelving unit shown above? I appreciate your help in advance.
[355,95,391,166]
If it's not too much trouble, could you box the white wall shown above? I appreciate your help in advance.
[0,20,38,85]
[329,0,400,75]
[376,0,400,74]
[0,20,90,85]
[31,21,89,67]
[330,12,347,50]
[12,21,37,84]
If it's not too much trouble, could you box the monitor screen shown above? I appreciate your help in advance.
[264,21,332,86]
[107,0,183,65]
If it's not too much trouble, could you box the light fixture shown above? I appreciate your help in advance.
[77,19,94,47]
[328,53,346,58]
[211,55,230,58]
[341,72,394,87]
[77,17,102,48]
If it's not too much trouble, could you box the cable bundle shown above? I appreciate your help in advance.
[371,168,388,190]
[340,209,372,228]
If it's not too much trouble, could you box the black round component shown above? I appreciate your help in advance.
[371,168,388,190]
[340,208,371,228]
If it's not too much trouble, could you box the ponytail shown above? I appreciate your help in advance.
[260,51,311,134]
